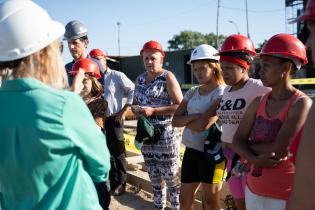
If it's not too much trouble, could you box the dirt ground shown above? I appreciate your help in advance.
[109,184,165,210]
[109,184,230,210]
[113,119,229,210]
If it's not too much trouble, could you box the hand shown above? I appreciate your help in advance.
[95,117,104,129]
[231,160,250,178]
[71,68,85,94]
[115,110,125,123]
[185,114,205,130]
[275,149,289,160]
[252,153,283,168]
[131,105,143,115]
[142,107,155,117]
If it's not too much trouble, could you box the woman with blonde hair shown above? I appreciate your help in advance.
[0,1,110,209]
[172,44,226,210]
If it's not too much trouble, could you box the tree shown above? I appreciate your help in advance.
[257,39,268,50]
[205,33,226,48]
[168,30,226,50]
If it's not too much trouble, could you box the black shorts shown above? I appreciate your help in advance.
[181,147,226,184]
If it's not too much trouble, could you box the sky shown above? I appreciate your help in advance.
[31,0,294,62]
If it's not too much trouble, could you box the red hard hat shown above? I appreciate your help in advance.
[140,40,165,57]
[89,48,106,58]
[291,0,315,23]
[260,33,308,65]
[219,34,256,56]
[71,58,101,79]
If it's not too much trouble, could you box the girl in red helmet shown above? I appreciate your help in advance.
[71,58,111,210]
[217,34,271,210]
[71,58,107,129]
[232,33,312,210]
[133,40,183,210]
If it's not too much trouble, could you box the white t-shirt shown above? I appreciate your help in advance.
[216,78,270,143]
[182,85,225,152]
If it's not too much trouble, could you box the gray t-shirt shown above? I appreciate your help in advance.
[182,85,225,152]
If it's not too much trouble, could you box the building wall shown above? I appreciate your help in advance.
[119,56,144,82]
[119,49,193,85]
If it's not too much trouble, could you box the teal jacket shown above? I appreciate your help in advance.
[0,78,110,210]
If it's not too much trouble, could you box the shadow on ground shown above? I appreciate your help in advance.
[110,185,173,210]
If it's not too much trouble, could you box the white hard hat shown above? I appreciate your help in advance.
[0,0,65,62]
[187,44,219,64]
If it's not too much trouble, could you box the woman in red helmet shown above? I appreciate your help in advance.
[71,58,111,210]
[132,40,183,210]
[232,34,312,210]
[217,34,271,210]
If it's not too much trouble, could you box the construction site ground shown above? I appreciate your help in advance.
[109,184,157,210]
[112,115,231,210]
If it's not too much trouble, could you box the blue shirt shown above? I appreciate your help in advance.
[103,68,134,116]
[0,78,110,210]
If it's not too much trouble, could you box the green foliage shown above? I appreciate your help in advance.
[258,39,268,49]
[168,30,226,50]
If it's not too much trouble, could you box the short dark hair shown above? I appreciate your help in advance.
[276,56,298,75]
[79,36,88,42]
[219,51,253,64]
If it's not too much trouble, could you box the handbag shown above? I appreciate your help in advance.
[204,123,225,164]
[135,115,163,145]
[135,115,155,143]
